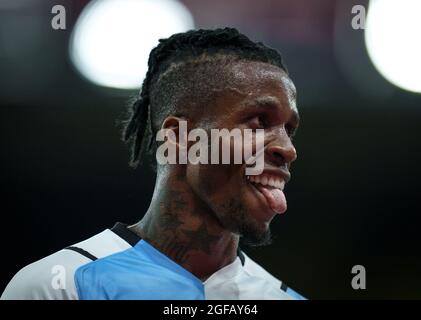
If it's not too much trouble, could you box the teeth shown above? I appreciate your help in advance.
[246,173,284,190]
[261,176,268,185]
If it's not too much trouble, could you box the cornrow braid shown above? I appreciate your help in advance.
[122,27,288,168]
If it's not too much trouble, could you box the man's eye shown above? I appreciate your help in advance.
[285,124,296,138]
[249,116,265,129]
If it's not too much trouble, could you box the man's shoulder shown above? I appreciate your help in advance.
[74,240,207,300]
[241,251,306,300]
[1,229,131,300]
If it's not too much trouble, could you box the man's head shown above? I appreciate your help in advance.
[123,28,299,246]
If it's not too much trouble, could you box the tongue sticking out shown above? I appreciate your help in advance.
[256,185,287,214]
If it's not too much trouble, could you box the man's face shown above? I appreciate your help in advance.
[186,60,299,246]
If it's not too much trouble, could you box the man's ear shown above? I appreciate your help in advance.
[160,116,188,149]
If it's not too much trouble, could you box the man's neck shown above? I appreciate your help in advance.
[128,171,239,281]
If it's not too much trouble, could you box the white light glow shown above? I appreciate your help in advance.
[70,0,194,89]
[365,0,421,93]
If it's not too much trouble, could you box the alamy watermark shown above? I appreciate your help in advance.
[351,5,366,30]
[351,265,366,290]
[51,265,66,290]
[155,121,266,175]
[51,5,66,30]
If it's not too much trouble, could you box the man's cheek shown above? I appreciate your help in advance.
[244,130,265,176]
[191,164,227,196]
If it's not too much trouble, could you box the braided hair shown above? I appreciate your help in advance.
[122,27,288,169]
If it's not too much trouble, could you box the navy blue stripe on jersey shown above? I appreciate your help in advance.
[110,222,141,246]
[65,246,98,261]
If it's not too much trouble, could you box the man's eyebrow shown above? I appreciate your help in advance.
[241,96,282,110]
[241,96,300,125]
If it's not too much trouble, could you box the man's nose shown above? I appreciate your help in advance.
[266,140,297,167]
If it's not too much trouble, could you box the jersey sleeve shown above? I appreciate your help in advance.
[1,229,133,300]
[1,249,91,300]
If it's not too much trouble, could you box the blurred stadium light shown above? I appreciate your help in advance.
[365,0,421,93]
[69,0,194,89]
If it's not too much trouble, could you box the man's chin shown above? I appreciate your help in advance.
[239,224,272,247]
[216,197,273,247]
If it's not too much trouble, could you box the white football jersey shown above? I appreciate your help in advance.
[1,223,305,300]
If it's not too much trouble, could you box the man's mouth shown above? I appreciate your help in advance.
[246,172,288,214]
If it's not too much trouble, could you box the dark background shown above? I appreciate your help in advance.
[1,0,420,299]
